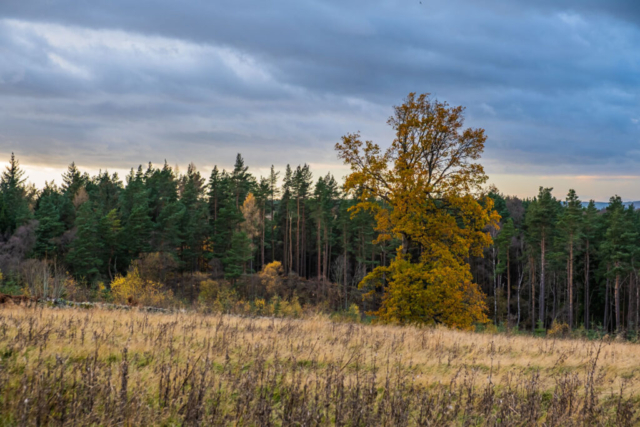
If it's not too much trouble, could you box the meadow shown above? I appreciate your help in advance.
[0,305,638,426]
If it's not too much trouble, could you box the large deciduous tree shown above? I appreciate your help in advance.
[335,93,499,328]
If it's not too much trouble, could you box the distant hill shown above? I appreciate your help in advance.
[580,201,640,210]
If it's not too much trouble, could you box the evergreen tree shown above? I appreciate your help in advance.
[268,165,280,263]
[34,193,64,258]
[0,153,31,234]
[600,197,636,332]
[66,202,103,282]
[557,189,583,327]
[100,209,124,280]
[180,163,209,271]
[525,187,558,328]
[231,154,255,209]
[582,200,599,329]
[223,231,253,282]
[496,218,516,321]
[125,191,152,260]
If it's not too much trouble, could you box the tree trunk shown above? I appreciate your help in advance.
[270,194,275,263]
[604,268,610,331]
[584,241,590,330]
[615,265,621,333]
[568,240,573,328]
[288,213,293,274]
[401,234,409,255]
[628,272,633,332]
[493,246,497,325]
[344,223,348,310]
[539,233,546,328]
[531,255,536,331]
[296,198,300,274]
[261,206,265,269]
[507,247,511,322]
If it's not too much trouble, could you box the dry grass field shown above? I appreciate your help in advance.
[0,305,639,425]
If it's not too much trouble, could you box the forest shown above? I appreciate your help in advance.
[1,94,637,336]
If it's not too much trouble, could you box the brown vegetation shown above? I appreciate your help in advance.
[0,305,638,425]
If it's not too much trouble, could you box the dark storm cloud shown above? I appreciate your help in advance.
[0,0,638,178]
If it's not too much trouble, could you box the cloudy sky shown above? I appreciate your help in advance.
[0,0,639,200]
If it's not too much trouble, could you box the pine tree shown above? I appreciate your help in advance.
[231,154,255,209]
[582,200,599,329]
[125,191,152,260]
[279,165,293,273]
[496,218,516,321]
[268,165,280,263]
[34,193,64,258]
[557,189,583,327]
[210,170,243,260]
[525,187,558,328]
[88,171,123,215]
[601,197,637,332]
[0,153,31,234]
[100,209,123,280]
[223,231,253,282]
[180,163,209,271]
[66,203,103,282]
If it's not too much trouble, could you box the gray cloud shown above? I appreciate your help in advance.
[0,0,638,183]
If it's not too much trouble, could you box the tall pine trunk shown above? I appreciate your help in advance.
[343,223,348,310]
[584,241,590,329]
[539,233,546,327]
[317,215,322,279]
[615,264,621,333]
[506,247,511,322]
[261,205,265,269]
[530,255,536,331]
[296,198,300,274]
[568,240,573,328]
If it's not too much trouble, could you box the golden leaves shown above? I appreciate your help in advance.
[336,93,499,328]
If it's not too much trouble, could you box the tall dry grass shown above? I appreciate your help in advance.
[0,305,638,425]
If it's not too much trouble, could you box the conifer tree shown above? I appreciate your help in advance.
[66,202,103,282]
[180,163,209,271]
[525,187,558,328]
[223,231,253,282]
[582,200,599,329]
[100,209,123,280]
[0,153,31,234]
[268,165,280,263]
[557,189,583,327]
[601,197,637,332]
[496,218,516,320]
[125,191,152,260]
[34,193,64,258]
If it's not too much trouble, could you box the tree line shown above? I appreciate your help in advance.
[0,152,387,310]
[1,92,637,334]
[480,187,640,334]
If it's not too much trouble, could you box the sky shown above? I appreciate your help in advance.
[0,0,639,201]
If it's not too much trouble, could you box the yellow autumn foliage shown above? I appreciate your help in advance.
[337,93,498,328]
[110,268,171,307]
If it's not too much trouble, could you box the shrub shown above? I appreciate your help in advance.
[280,295,303,318]
[110,268,172,307]
[254,298,266,315]
[198,279,221,304]
[212,287,237,313]
[548,321,570,338]
[259,261,283,296]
